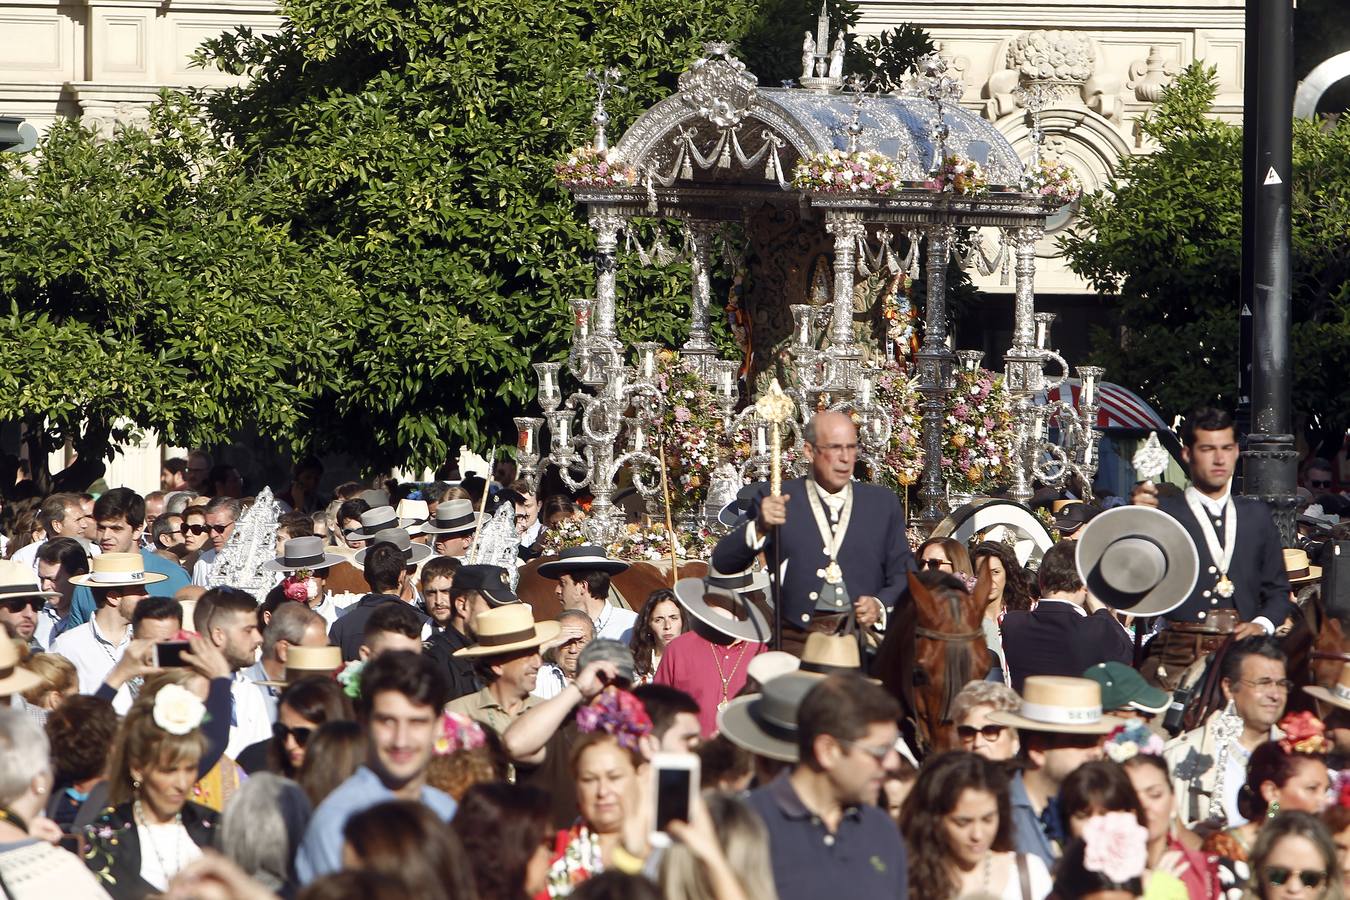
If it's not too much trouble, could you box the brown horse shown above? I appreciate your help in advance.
[874,568,993,756]
[515,557,709,622]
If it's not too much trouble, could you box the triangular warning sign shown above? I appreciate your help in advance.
[1264,167,1282,186]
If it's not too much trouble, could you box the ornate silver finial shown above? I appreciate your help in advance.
[800,1,846,92]
[1013,81,1053,167]
[912,52,963,172]
[1132,431,1169,483]
[842,74,872,152]
[585,67,627,153]
[678,44,758,129]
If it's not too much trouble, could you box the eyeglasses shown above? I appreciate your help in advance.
[1264,867,1327,889]
[957,724,1007,743]
[1240,678,1295,692]
[810,443,859,456]
[207,523,232,534]
[273,723,314,747]
[840,739,894,763]
[920,558,952,571]
[1310,479,1333,488]
[181,524,207,535]
[1,597,44,614]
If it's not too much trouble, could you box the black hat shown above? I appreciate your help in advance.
[1053,501,1102,534]
[452,564,519,607]
[718,482,769,528]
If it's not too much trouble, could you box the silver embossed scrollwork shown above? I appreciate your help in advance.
[683,219,718,356]
[825,213,866,390]
[587,208,629,353]
[918,225,956,527]
[1002,224,1044,504]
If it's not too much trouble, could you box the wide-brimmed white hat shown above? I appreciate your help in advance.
[69,552,167,588]
[0,639,42,697]
[420,499,481,537]
[454,604,561,658]
[674,566,771,645]
[1075,506,1199,618]
[536,545,630,578]
[987,676,1127,735]
[261,536,347,573]
[395,499,430,536]
[1305,663,1350,713]
[353,528,434,567]
[0,560,58,603]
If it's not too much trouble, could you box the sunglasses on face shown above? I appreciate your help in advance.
[1311,479,1333,488]
[273,723,313,747]
[920,558,951,571]
[182,524,207,535]
[1264,867,1327,889]
[1,597,44,614]
[207,523,231,535]
[957,724,1007,743]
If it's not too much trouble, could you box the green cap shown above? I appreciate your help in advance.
[1083,661,1170,715]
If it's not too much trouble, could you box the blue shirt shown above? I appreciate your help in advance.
[746,773,907,900]
[64,548,191,630]
[295,765,456,883]
[1008,769,1057,867]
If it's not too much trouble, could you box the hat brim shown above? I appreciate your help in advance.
[1075,506,1198,617]
[1289,565,1323,586]
[674,577,771,644]
[260,552,348,573]
[1303,684,1350,713]
[0,589,59,601]
[536,556,631,579]
[454,621,562,658]
[69,571,169,587]
[353,543,434,567]
[717,694,799,762]
[986,708,1128,735]
[351,517,425,541]
[0,667,44,697]
[254,668,340,689]
[421,516,482,536]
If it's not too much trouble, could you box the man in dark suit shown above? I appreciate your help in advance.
[1132,407,1292,678]
[712,410,914,656]
[1001,540,1133,692]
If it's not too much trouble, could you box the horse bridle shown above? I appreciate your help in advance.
[915,591,982,642]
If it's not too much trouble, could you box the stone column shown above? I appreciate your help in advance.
[825,213,866,390]
[917,224,956,528]
[1002,224,1045,505]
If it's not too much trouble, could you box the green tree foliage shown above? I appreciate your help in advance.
[1059,63,1350,446]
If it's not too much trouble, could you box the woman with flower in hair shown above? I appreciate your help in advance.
[1050,812,1153,899]
[427,710,506,801]
[82,681,219,897]
[1204,713,1332,867]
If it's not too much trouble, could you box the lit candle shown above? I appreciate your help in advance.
[859,376,873,408]
[556,416,570,446]
[757,425,768,456]
[720,366,734,397]
[633,423,645,451]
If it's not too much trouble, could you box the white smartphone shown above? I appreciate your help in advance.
[648,752,699,848]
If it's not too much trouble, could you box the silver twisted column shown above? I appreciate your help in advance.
[917,224,956,527]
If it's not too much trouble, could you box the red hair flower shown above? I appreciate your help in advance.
[1278,711,1329,755]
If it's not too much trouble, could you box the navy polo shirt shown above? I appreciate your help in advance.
[747,773,907,900]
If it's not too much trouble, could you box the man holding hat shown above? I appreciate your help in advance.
[538,545,635,643]
[262,536,348,627]
[712,410,914,656]
[1000,541,1134,692]
[421,500,481,560]
[447,604,559,735]
[52,552,165,693]
[988,675,1124,865]
[1133,407,1292,675]
[0,560,60,653]
[424,563,521,701]
[658,566,770,738]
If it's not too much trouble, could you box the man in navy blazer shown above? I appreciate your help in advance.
[1001,541,1133,692]
[712,410,914,655]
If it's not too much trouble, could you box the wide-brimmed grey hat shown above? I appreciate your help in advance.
[718,482,769,528]
[261,536,347,573]
[536,545,630,578]
[717,673,821,762]
[1075,505,1198,618]
[420,499,482,536]
[353,527,434,567]
[673,566,771,644]
[349,505,422,541]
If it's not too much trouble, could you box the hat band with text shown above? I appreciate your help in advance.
[476,626,538,647]
[0,583,42,595]
[1018,700,1105,725]
[89,570,145,582]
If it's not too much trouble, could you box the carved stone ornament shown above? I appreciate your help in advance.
[678,42,759,129]
[1007,31,1094,84]
[1128,46,1178,103]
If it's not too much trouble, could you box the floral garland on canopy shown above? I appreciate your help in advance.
[647,351,729,519]
[791,149,906,195]
[926,154,988,196]
[554,147,638,189]
[869,361,926,492]
[539,518,715,561]
[1022,158,1083,206]
[942,366,1017,497]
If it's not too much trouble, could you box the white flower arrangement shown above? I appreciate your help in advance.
[152,683,207,735]
[792,149,906,196]
[1022,158,1083,206]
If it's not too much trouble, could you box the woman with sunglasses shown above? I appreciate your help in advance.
[180,508,211,572]
[239,676,353,778]
[949,681,1021,759]
[1248,811,1343,900]
[916,537,975,580]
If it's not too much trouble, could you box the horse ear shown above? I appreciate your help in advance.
[907,571,932,607]
[972,562,993,608]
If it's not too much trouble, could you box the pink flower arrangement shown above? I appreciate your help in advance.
[555,146,638,189]
[792,149,906,196]
[1082,811,1149,885]
[576,689,652,752]
[435,711,488,756]
[942,366,1015,495]
[1104,721,1166,763]
[282,573,311,603]
[1279,710,1329,755]
[926,154,988,196]
[1022,158,1083,206]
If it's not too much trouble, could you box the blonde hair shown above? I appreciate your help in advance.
[20,653,77,705]
[104,675,206,806]
[661,791,778,900]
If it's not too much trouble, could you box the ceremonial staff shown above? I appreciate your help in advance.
[756,380,795,651]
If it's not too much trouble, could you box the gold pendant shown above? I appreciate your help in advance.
[824,560,843,584]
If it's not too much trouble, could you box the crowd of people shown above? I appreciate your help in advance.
[0,406,1344,900]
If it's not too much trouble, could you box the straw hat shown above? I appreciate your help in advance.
[1304,664,1350,713]
[0,637,42,697]
[674,567,771,645]
[1284,548,1322,586]
[420,499,482,537]
[261,536,346,573]
[747,651,800,685]
[454,604,561,658]
[254,645,344,688]
[395,499,430,535]
[353,528,434,567]
[69,552,167,588]
[987,676,1127,734]
[1074,506,1199,617]
[0,560,58,603]
[798,633,867,677]
[717,672,821,762]
[536,545,630,578]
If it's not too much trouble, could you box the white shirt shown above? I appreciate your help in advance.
[51,616,130,694]
[191,549,220,587]
[33,604,65,652]
[594,604,638,644]
[137,820,203,891]
[310,592,339,627]
[532,664,569,700]
[1186,486,1276,635]
[996,852,1052,900]
[9,540,41,571]
[1035,598,1087,617]
[226,669,273,759]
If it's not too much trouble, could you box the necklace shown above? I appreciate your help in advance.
[0,808,28,833]
[135,799,185,883]
[709,641,750,710]
[982,852,992,890]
